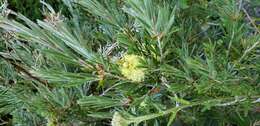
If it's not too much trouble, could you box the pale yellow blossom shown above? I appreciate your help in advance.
[111,112,129,126]
[119,54,145,82]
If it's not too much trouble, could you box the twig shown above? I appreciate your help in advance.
[239,41,260,62]
[253,98,260,103]
[100,82,124,96]
[242,7,260,34]
[0,118,8,126]
[0,54,48,86]
[216,97,247,107]
[0,122,8,126]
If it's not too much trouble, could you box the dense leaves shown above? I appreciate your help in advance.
[0,0,259,126]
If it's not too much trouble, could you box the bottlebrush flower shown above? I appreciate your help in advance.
[119,54,145,82]
[111,112,129,126]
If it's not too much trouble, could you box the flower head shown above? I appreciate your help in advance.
[111,112,129,126]
[119,54,145,82]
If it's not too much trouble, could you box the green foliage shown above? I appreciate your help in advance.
[0,0,259,126]
[8,0,64,20]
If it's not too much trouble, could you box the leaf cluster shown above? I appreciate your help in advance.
[0,0,259,126]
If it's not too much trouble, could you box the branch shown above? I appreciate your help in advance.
[242,7,260,34]
[0,54,48,86]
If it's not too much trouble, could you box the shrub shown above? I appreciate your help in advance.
[0,0,259,126]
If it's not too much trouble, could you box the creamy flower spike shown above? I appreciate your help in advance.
[111,112,129,126]
[119,54,145,82]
